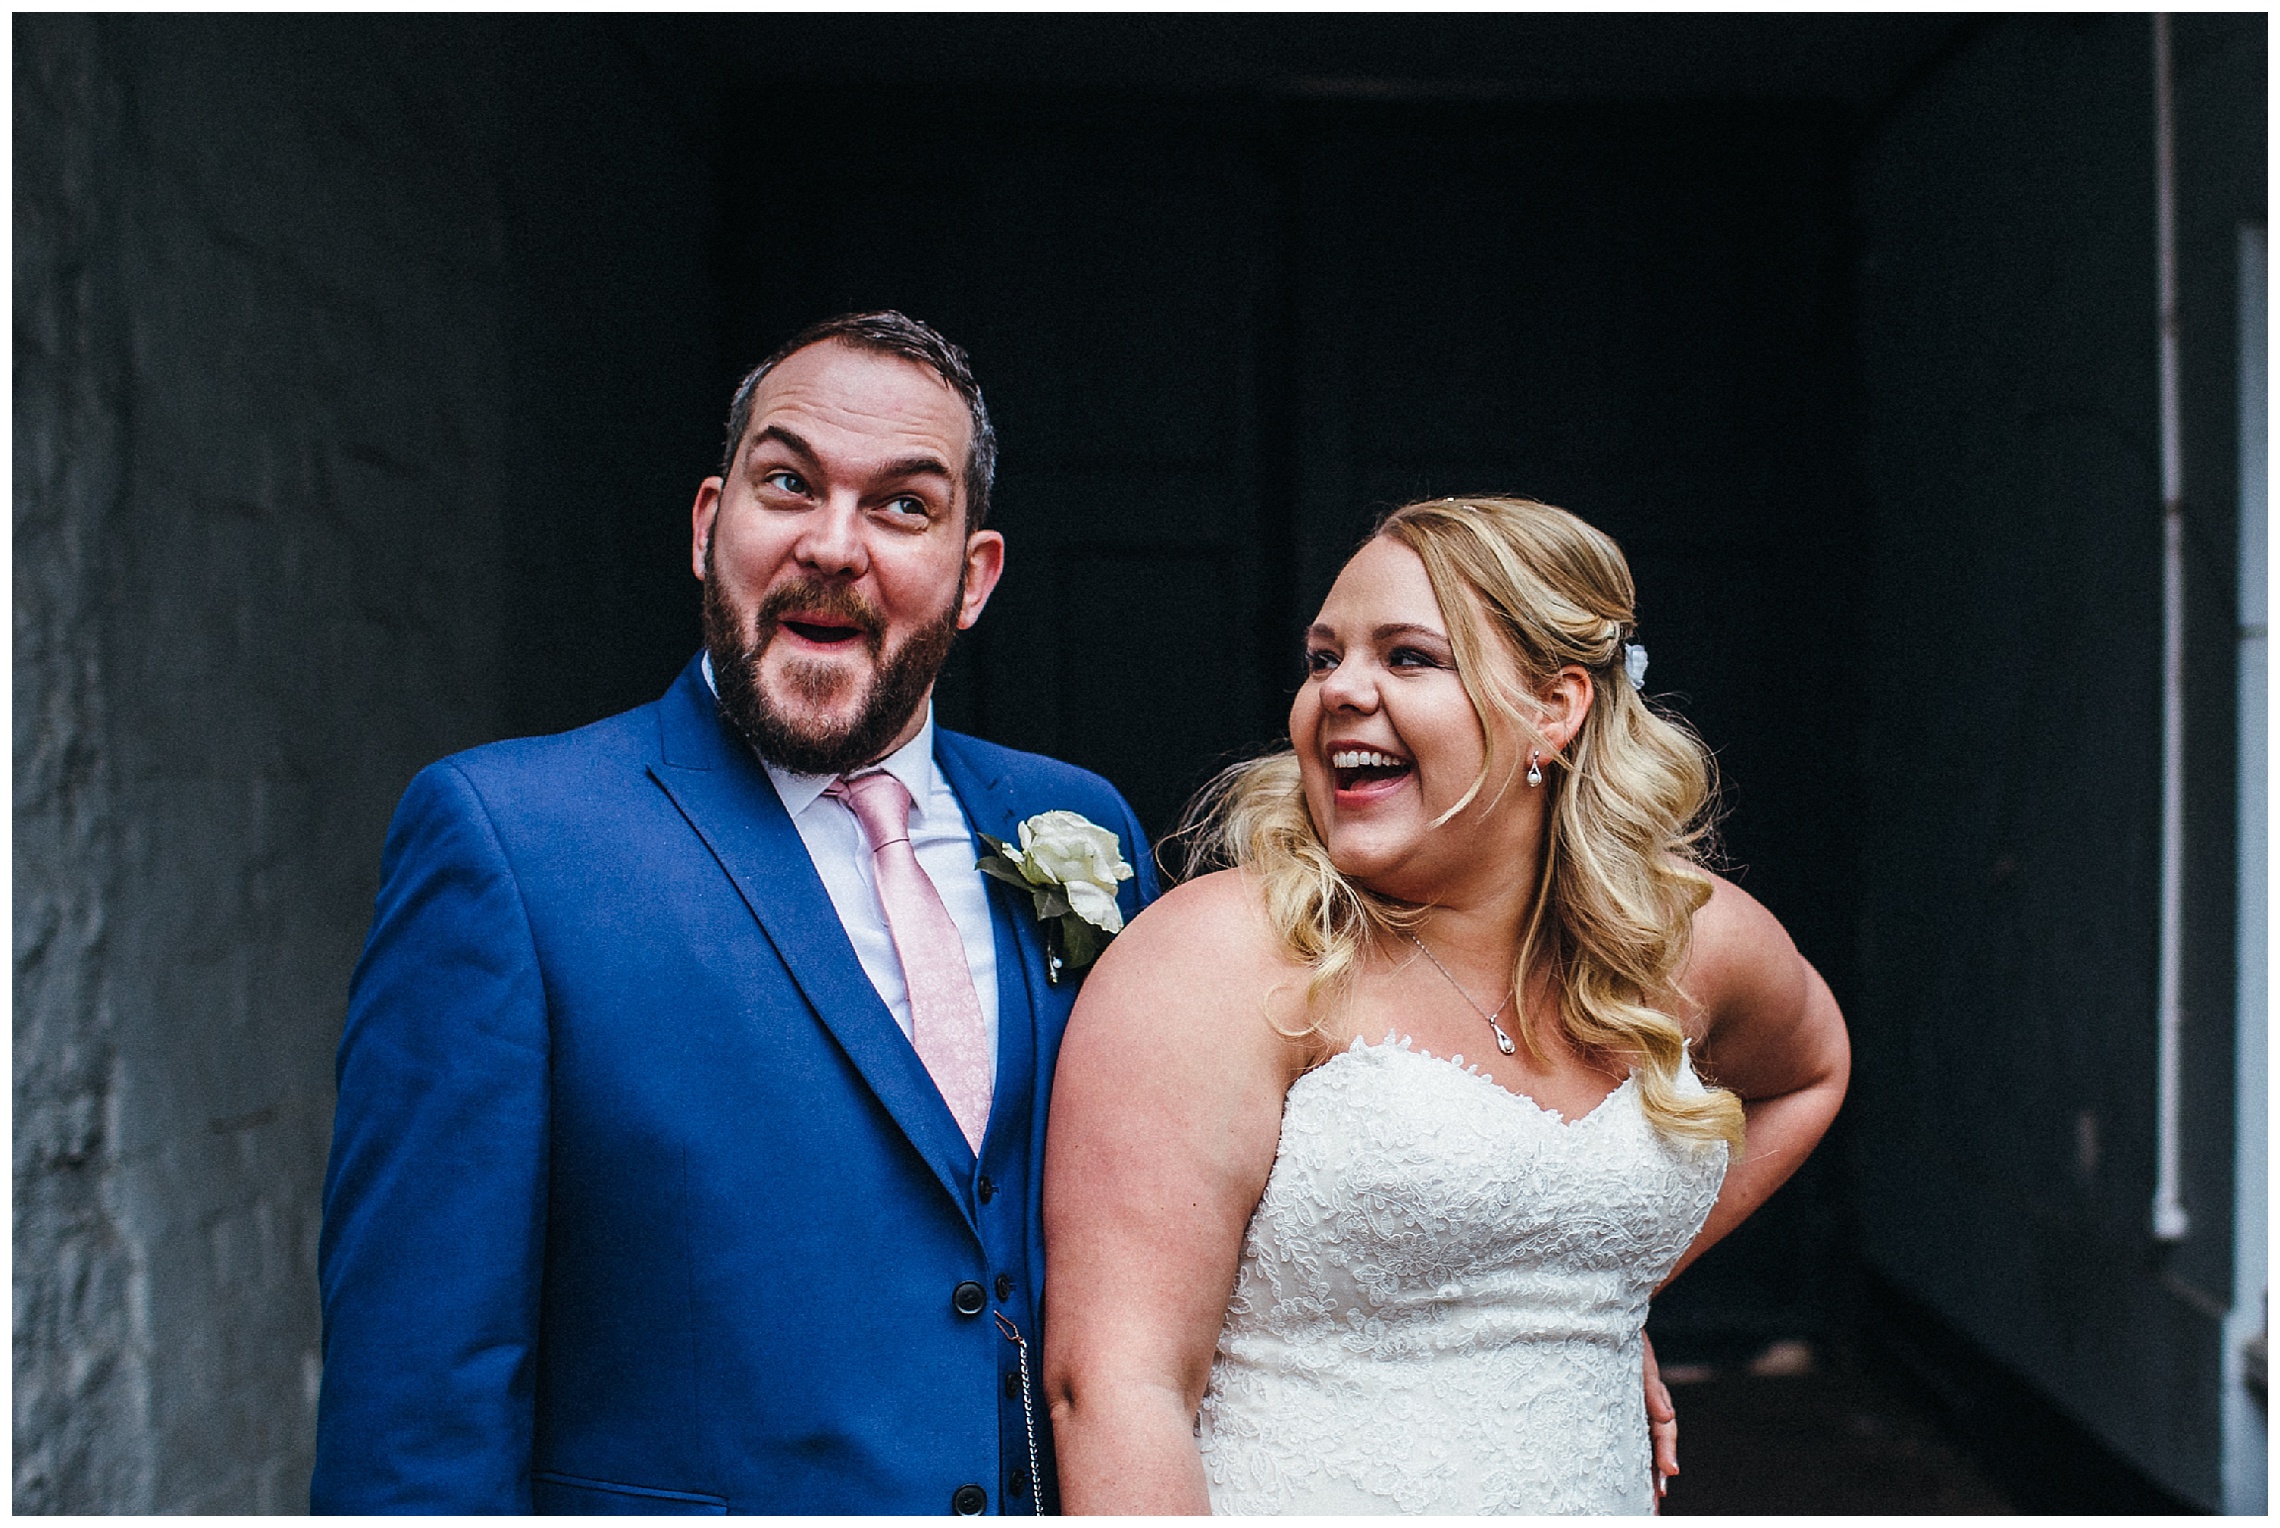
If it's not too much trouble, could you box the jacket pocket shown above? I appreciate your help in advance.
[530,1470,728,1514]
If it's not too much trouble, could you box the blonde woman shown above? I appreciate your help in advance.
[1041,498,1850,1514]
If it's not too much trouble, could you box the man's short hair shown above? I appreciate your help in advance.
[718,311,999,530]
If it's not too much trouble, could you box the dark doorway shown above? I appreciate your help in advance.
[697,72,1869,1354]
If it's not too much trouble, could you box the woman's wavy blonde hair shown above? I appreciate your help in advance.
[1177,496,1743,1150]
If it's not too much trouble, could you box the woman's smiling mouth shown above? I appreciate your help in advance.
[1329,745,1414,798]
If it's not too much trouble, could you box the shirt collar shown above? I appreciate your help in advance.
[702,651,939,821]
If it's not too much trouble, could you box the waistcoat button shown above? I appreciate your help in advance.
[952,1281,987,1317]
[952,1483,988,1514]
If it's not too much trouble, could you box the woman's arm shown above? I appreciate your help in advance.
[1664,874,1851,1285]
[1042,872,1303,1515]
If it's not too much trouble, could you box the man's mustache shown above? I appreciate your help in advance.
[749,578,887,655]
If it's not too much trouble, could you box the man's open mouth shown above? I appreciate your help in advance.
[1330,747,1413,793]
[780,616,869,647]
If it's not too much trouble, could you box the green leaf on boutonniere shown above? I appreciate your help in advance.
[975,834,1034,892]
[1057,912,1108,971]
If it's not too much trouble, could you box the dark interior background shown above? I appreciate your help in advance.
[509,26,1890,1354]
[15,13,2262,1513]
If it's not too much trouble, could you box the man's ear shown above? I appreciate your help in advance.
[691,477,723,582]
[958,530,1007,630]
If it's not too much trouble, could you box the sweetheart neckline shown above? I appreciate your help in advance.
[1314,1033,1636,1130]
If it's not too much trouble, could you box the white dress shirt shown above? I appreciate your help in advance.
[704,654,1000,1083]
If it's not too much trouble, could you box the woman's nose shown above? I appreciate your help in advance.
[1318,660,1378,712]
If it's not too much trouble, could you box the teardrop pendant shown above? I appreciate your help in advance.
[1526,751,1544,788]
[1405,930,1522,1058]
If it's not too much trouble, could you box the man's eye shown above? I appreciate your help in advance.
[760,469,807,495]
[882,496,931,520]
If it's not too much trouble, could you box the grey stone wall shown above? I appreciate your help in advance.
[15,17,145,1511]
[13,17,510,1510]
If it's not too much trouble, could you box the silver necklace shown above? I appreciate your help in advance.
[1403,930,1518,1055]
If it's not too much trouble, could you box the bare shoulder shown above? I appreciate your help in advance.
[1678,872,1856,1104]
[1680,873,1809,1036]
[1064,868,1306,1080]
[1084,869,1289,1001]
[1688,873,1796,962]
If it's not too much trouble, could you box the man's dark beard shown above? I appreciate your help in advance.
[702,568,962,777]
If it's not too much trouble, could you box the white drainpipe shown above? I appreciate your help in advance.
[2222,220,2267,1517]
[2150,11,2191,1244]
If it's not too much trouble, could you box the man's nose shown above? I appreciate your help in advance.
[793,495,868,578]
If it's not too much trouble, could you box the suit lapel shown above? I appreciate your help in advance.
[647,661,979,1227]
[934,733,1066,1144]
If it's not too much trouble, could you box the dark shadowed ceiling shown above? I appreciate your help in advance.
[714,14,1973,110]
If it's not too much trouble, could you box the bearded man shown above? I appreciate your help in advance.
[312,312,1156,1514]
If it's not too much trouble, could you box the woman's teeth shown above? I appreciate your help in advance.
[1331,749,1407,770]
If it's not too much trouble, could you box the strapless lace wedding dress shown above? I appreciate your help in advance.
[1196,1034,1727,1515]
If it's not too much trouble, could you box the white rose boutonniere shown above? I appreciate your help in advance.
[977,810,1136,982]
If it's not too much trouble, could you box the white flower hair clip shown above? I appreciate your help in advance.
[1624,643,1648,691]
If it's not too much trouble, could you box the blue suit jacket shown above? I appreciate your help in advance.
[312,656,1157,1513]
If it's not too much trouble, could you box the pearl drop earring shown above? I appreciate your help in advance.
[1526,750,1543,788]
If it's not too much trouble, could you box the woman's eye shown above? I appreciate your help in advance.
[1304,648,1339,674]
[1388,647,1438,668]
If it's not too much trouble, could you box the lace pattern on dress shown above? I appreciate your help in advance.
[1196,1033,1727,1515]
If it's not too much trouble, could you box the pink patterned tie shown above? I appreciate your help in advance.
[827,771,993,1154]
